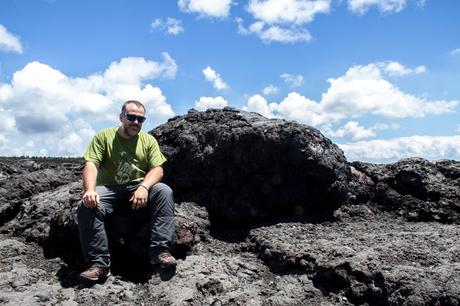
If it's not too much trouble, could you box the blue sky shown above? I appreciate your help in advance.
[0,0,459,162]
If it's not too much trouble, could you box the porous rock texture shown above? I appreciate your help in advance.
[150,108,352,228]
[0,108,459,305]
[346,158,460,224]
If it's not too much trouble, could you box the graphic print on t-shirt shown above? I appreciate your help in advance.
[114,151,142,184]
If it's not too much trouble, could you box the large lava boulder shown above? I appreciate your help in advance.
[150,108,352,228]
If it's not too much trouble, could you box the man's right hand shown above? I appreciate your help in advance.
[82,191,100,208]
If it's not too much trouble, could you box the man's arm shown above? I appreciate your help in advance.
[130,166,163,209]
[141,166,164,189]
[82,161,100,208]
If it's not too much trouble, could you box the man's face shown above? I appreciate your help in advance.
[120,103,146,137]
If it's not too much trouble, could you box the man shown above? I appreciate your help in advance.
[77,100,176,282]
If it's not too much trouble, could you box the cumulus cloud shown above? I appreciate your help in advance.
[202,66,228,90]
[0,108,15,132]
[0,24,23,54]
[151,18,184,35]
[340,135,460,163]
[263,84,279,96]
[321,63,457,120]
[0,53,177,156]
[195,96,228,110]
[237,19,312,43]
[325,121,376,140]
[243,94,275,118]
[347,0,406,14]
[247,0,331,24]
[377,61,426,76]
[281,73,304,87]
[178,0,233,18]
[242,61,458,127]
[239,0,330,43]
[104,53,177,83]
[243,92,331,126]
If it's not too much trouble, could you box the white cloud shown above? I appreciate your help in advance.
[240,0,330,43]
[195,96,228,110]
[348,0,406,14]
[0,24,23,54]
[202,66,228,90]
[281,73,304,87]
[340,135,460,163]
[0,54,177,156]
[321,63,457,120]
[103,53,177,84]
[151,18,184,35]
[238,20,312,43]
[450,48,460,56]
[377,61,426,76]
[263,84,279,96]
[178,0,233,18]
[242,61,458,127]
[325,121,376,140]
[247,0,331,24]
[272,92,333,125]
[0,108,15,132]
[242,94,275,118]
[243,92,331,126]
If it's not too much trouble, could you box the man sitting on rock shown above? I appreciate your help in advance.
[77,100,176,282]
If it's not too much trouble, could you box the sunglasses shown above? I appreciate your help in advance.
[122,112,146,123]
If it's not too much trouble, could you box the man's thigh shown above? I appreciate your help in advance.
[96,185,134,211]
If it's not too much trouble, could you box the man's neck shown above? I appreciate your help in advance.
[117,126,135,139]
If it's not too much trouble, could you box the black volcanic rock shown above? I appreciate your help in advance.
[150,107,352,228]
[0,161,78,226]
[348,158,460,223]
[248,218,460,305]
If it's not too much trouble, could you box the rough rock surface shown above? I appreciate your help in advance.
[150,108,351,228]
[346,158,460,224]
[0,160,79,226]
[1,109,460,305]
[248,218,460,305]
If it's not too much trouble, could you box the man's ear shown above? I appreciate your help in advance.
[119,113,123,122]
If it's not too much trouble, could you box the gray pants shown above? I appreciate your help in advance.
[77,183,175,268]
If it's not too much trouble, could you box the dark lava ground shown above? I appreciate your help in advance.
[0,158,458,305]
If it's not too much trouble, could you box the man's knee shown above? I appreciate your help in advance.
[77,200,105,223]
[151,183,174,200]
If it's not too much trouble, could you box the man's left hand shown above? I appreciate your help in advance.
[130,186,149,209]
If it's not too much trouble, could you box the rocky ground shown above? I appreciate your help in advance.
[1,109,459,305]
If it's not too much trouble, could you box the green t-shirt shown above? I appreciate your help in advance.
[83,127,167,186]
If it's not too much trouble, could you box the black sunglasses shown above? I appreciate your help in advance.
[122,112,146,123]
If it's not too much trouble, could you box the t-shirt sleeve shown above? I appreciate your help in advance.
[83,132,106,165]
[147,136,167,169]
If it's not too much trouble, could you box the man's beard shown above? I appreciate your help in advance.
[124,124,140,137]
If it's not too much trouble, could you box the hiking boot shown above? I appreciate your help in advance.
[79,266,111,282]
[151,252,177,268]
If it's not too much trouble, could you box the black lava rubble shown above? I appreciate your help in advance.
[0,108,459,305]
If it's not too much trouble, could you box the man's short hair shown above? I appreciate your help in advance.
[121,100,146,113]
